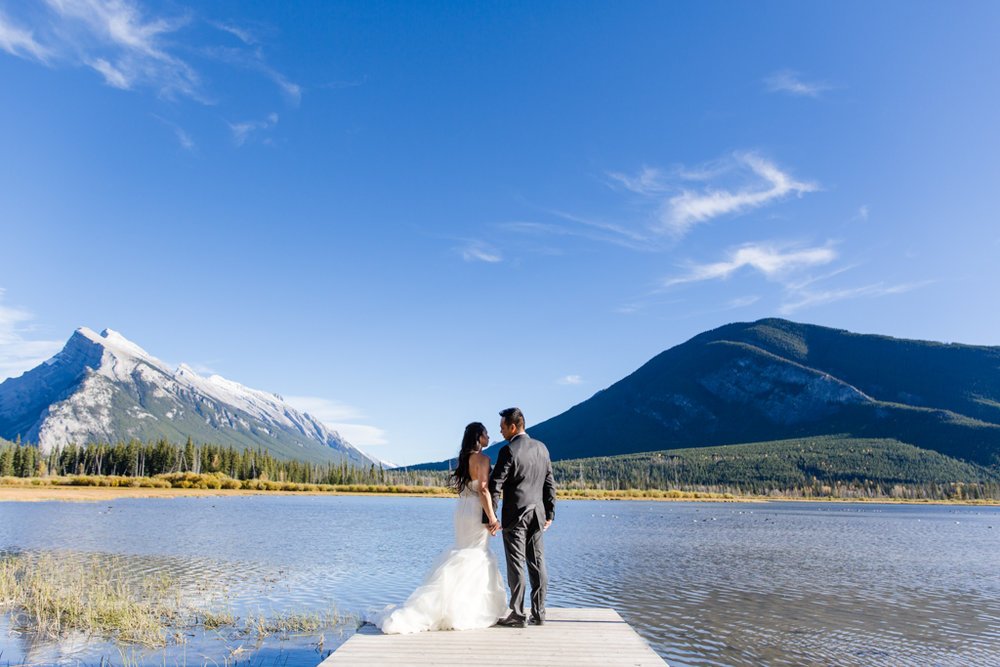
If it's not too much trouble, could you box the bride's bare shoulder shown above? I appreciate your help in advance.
[469,451,491,476]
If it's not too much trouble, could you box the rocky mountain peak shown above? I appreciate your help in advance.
[0,328,380,466]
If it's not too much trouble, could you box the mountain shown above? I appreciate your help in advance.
[0,328,379,467]
[551,437,1000,493]
[416,318,1000,472]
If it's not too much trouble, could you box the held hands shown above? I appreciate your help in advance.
[488,519,502,536]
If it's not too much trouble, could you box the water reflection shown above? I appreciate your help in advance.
[2,497,999,666]
[544,502,1000,666]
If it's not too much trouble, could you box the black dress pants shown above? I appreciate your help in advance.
[502,513,547,618]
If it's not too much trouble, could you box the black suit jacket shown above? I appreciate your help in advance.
[489,432,556,530]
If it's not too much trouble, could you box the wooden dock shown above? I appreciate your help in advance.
[319,607,666,666]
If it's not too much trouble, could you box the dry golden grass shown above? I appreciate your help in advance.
[0,554,176,646]
[3,475,994,505]
[0,474,455,502]
[0,553,353,649]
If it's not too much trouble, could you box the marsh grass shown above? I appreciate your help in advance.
[243,609,335,637]
[1,554,173,646]
[0,553,354,655]
[0,473,452,496]
[200,606,237,630]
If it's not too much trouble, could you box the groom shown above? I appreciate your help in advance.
[489,407,556,628]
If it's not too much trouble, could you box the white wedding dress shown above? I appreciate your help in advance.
[374,480,508,634]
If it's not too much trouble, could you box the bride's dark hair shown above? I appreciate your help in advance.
[451,422,486,493]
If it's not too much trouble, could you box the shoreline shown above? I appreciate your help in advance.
[1,484,996,506]
[0,485,456,502]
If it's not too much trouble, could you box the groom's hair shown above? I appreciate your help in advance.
[500,407,525,430]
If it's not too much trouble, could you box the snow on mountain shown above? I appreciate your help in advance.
[0,328,380,466]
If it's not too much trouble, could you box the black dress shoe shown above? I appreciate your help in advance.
[495,613,526,628]
[529,615,545,626]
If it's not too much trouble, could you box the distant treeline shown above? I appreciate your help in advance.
[0,437,445,487]
[4,435,999,501]
[551,436,1000,501]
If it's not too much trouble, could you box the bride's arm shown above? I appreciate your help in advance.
[472,453,499,526]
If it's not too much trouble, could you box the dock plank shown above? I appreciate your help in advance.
[319,607,666,666]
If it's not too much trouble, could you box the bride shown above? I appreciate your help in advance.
[374,422,508,634]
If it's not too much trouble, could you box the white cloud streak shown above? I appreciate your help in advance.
[660,153,818,236]
[606,166,669,196]
[42,0,202,98]
[779,281,933,314]
[557,375,583,385]
[266,68,302,106]
[152,114,194,150]
[284,395,388,447]
[0,1,301,108]
[458,241,502,263]
[665,242,837,287]
[229,112,278,146]
[0,10,51,61]
[662,241,932,315]
[764,69,832,98]
[89,56,130,87]
[499,152,815,260]
[727,295,760,309]
[173,126,194,150]
[0,290,63,382]
[213,21,257,46]
[496,210,655,254]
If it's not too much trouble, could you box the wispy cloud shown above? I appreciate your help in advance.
[664,241,837,287]
[764,69,833,98]
[606,166,669,196]
[782,263,859,292]
[546,209,653,248]
[44,0,202,99]
[659,153,818,236]
[457,240,502,263]
[727,295,760,309]
[490,152,815,263]
[152,114,194,150]
[0,9,51,61]
[269,70,302,106]
[212,21,258,46]
[779,281,933,314]
[661,236,933,315]
[173,127,194,150]
[179,360,222,375]
[229,112,278,146]
[329,423,389,448]
[0,1,301,108]
[0,290,63,381]
[284,395,388,447]
[496,211,654,254]
[557,375,583,385]
[204,32,303,106]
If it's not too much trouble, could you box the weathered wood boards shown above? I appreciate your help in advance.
[319,607,667,666]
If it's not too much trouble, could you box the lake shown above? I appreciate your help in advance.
[1,496,998,666]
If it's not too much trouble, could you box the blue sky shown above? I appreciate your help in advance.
[2,1,999,465]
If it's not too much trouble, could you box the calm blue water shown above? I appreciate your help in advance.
[2,496,999,666]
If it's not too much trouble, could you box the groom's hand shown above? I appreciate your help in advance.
[488,519,501,536]
[543,519,552,531]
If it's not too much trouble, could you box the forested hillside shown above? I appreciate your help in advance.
[520,319,1000,468]
[552,436,1000,499]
